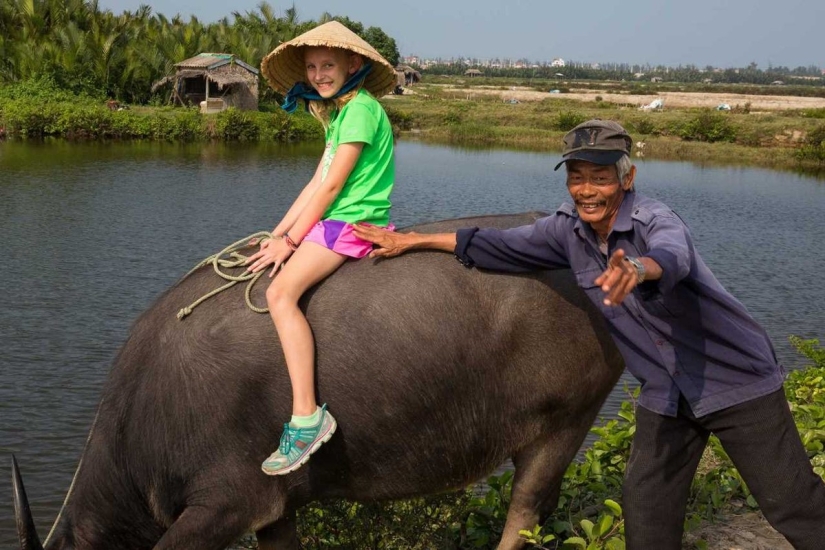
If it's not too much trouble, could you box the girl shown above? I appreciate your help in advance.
[249,21,397,475]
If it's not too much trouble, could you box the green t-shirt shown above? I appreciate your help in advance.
[320,88,395,225]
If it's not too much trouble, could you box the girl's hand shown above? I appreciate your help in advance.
[245,237,294,277]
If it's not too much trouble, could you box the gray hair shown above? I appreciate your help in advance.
[616,155,634,190]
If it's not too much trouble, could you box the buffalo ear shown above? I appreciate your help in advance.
[11,455,44,550]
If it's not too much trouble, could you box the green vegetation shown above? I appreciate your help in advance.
[379,83,825,171]
[232,339,824,550]
[0,76,322,141]
[0,0,399,103]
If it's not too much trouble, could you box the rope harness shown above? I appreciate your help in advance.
[177,231,274,320]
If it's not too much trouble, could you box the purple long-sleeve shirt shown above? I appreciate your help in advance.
[455,191,785,417]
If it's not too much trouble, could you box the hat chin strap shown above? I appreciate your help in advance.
[281,63,373,114]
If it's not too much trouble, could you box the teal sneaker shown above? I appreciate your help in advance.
[261,405,337,476]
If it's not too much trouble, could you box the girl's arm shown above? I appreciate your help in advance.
[285,142,364,242]
[271,156,327,236]
[245,142,363,276]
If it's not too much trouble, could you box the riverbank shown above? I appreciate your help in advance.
[2,79,823,174]
[382,82,825,172]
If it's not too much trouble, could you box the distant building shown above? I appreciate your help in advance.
[464,69,484,77]
[551,58,565,67]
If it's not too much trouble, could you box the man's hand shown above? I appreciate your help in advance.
[244,237,294,277]
[595,248,639,307]
[352,224,412,258]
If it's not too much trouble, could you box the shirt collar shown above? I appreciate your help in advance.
[612,190,637,233]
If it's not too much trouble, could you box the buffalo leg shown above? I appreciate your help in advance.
[151,506,246,550]
[498,429,583,550]
[256,514,299,550]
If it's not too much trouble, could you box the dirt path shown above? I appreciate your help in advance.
[433,85,825,111]
[687,511,792,550]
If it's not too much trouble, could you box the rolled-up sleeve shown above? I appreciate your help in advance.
[643,213,692,294]
[455,216,570,272]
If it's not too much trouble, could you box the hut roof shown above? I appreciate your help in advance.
[174,53,259,75]
[151,68,255,93]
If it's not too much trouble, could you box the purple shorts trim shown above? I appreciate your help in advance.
[303,220,394,258]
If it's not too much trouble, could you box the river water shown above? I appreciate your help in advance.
[1,139,824,546]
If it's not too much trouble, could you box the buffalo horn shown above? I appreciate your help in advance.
[11,455,44,550]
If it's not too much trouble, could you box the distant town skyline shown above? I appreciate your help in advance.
[98,0,824,70]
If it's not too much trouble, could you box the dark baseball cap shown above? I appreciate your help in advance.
[553,119,632,171]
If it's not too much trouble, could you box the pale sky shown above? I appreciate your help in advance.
[98,0,824,69]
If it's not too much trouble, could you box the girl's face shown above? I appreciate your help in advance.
[304,47,361,98]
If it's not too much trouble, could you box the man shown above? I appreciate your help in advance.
[353,119,825,549]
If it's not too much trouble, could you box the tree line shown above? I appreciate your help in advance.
[422,60,824,87]
[0,0,400,104]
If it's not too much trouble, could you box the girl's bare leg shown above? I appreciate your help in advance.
[265,242,346,416]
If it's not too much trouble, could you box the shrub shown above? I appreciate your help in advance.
[794,125,825,164]
[786,337,825,476]
[297,492,472,549]
[0,100,62,136]
[214,108,260,141]
[382,105,415,131]
[554,110,587,131]
[678,110,736,143]
[631,118,657,135]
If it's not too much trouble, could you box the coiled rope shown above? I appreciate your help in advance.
[177,231,274,320]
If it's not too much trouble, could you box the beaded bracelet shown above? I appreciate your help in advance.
[284,233,299,251]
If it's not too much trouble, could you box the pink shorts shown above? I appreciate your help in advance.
[303,220,394,258]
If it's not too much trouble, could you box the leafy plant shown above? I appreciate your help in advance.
[521,499,624,549]
[794,125,825,163]
[554,111,588,131]
[678,110,736,143]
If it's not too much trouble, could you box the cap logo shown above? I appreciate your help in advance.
[571,127,601,149]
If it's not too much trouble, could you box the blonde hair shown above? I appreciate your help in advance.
[307,82,365,130]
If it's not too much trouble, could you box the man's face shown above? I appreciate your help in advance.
[565,160,634,235]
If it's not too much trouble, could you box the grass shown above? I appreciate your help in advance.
[379,82,825,173]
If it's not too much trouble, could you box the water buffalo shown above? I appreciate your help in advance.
[12,213,624,550]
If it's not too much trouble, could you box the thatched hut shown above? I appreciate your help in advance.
[464,69,483,78]
[152,53,259,112]
[395,65,421,86]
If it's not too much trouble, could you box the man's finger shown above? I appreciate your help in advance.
[609,249,626,267]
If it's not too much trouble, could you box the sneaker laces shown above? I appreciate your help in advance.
[278,423,302,455]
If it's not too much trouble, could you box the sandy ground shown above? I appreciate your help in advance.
[425,85,825,111]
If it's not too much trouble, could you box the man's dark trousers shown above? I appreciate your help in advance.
[623,389,825,549]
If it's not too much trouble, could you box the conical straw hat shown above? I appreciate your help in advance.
[261,21,396,99]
